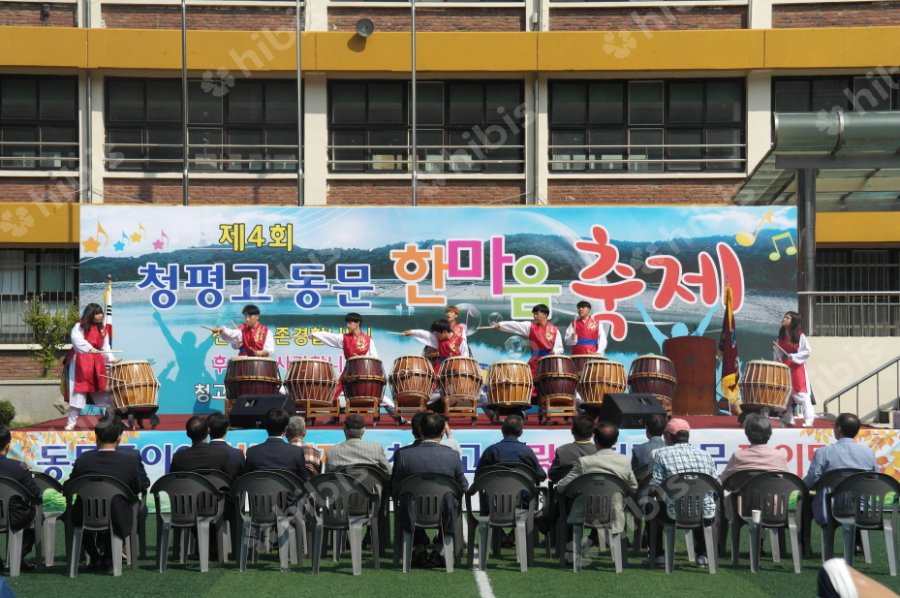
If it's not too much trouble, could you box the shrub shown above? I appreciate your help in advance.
[0,401,16,427]
[21,295,80,377]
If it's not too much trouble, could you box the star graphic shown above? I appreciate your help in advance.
[114,240,126,251]
[82,236,101,253]
[152,239,165,250]
[130,232,142,242]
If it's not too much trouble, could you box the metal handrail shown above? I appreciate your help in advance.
[821,354,900,420]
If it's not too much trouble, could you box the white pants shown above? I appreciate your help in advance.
[784,390,815,425]
[67,391,111,426]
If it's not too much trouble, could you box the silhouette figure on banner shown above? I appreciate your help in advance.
[634,299,719,353]
[153,310,216,408]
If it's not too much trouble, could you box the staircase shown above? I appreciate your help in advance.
[821,354,900,424]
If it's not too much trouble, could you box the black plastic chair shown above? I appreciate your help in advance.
[150,472,227,573]
[810,468,865,561]
[720,469,768,566]
[232,471,307,572]
[631,474,660,562]
[393,473,464,573]
[31,471,64,569]
[0,477,39,577]
[193,469,235,560]
[333,464,391,558]
[475,463,544,485]
[308,472,380,575]
[830,471,899,575]
[629,465,653,557]
[465,469,536,572]
[558,473,634,573]
[63,474,140,577]
[658,472,723,574]
[732,471,807,573]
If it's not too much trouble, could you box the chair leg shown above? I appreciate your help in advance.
[239,522,252,572]
[42,518,56,568]
[111,533,124,577]
[788,520,802,574]
[197,520,210,573]
[276,519,291,572]
[822,523,836,562]
[442,531,454,573]
[515,518,528,573]
[402,530,413,573]
[884,519,896,577]
[478,522,490,571]
[8,528,23,577]
[573,525,584,573]
[648,517,659,568]
[370,519,380,570]
[861,530,872,564]
[731,518,741,566]
[685,530,696,562]
[770,528,781,563]
[158,522,171,572]
[349,524,363,576]
[311,522,323,574]
[841,523,856,567]
[611,531,623,573]
[704,524,717,574]
[69,527,83,578]
[466,520,476,568]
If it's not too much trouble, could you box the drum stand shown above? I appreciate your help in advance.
[394,393,430,422]
[484,403,532,425]
[296,398,341,426]
[115,405,160,430]
[537,393,577,425]
[441,394,478,426]
[346,397,382,426]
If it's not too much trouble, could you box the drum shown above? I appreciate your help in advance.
[741,360,791,415]
[284,358,337,405]
[577,360,627,405]
[628,354,678,414]
[486,361,533,406]
[535,355,578,400]
[571,354,607,379]
[438,356,482,400]
[106,360,160,409]
[389,355,435,403]
[342,356,386,400]
[224,357,281,402]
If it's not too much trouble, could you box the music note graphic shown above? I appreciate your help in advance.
[769,232,797,261]
[735,209,774,247]
[96,222,109,247]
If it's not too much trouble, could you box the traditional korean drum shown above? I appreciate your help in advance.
[571,354,607,379]
[342,356,386,400]
[741,360,791,415]
[535,355,578,400]
[224,356,281,401]
[577,360,627,406]
[284,358,338,405]
[628,354,677,414]
[106,360,160,409]
[438,356,482,401]
[389,355,435,403]
[486,361,533,407]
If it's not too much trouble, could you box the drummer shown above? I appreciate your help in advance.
[565,300,609,357]
[64,303,118,431]
[212,304,274,357]
[311,313,401,425]
[492,304,563,399]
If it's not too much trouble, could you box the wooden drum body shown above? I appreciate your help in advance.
[107,360,160,409]
[438,357,482,401]
[628,354,677,414]
[389,355,435,403]
[224,357,282,403]
[577,360,627,406]
[285,358,337,405]
[741,360,791,415]
[342,356,386,400]
[571,354,606,379]
[486,361,533,407]
[535,355,578,400]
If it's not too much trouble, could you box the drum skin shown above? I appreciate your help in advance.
[285,358,337,405]
[487,361,532,406]
[107,360,160,409]
[224,357,281,401]
[343,356,386,400]
[741,360,791,415]
[577,360,627,405]
[535,355,578,399]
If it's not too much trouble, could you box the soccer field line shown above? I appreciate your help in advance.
[475,569,497,598]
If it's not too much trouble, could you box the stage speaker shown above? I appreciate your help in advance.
[597,393,666,429]
[229,394,294,429]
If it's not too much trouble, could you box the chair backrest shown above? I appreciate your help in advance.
[633,464,651,483]
[396,473,463,528]
[0,477,36,531]
[633,474,658,521]
[309,473,378,528]
[561,473,633,527]
[721,469,767,493]
[232,471,301,525]
[63,475,138,531]
[475,463,543,485]
[735,471,807,526]
[151,472,223,526]
[31,471,64,494]
[831,472,900,529]
[333,464,389,497]
[465,469,536,526]
[659,472,722,527]
[192,469,233,492]
[813,468,865,521]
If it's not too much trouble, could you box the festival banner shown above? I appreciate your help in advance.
[78,205,798,415]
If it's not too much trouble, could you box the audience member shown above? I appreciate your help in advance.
[631,413,667,472]
[547,415,597,484]
[323,415,391,475]
[286,416,322,477]
[0,425,40,571]
[245,408,309,482]
[170,416,236,478]
[720,413,788,483]
[207,411,246,477]
[475,414,546,483]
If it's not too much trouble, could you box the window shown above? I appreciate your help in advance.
[773,76,900,114]
[0,249,77,343]
[105,78,299,172]
[549,79,745,173]
[328,80,524,174]
[0,76,77,171]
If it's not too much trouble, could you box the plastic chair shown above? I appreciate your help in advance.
[0,477,39,577]
[720,469,767,566]
[232,471,307,572]
[558,473,633,573]
[465,469,536,572]
[150,472,227,573]
[475,463,544,485]
[830,471,899,576]
[31,471,64,569]
[308,472,380,575]
[658,472,722,574]
[333,464,391,558]
[393,473,464,573]
[811,468,865,561]
[63,475,140,577]
[193,469,235,561]
[630,474,660,562]
[733,471,807,574]
[629,465,652,557]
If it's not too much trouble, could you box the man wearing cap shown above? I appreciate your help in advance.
[323,414,391,476]
[647,418,718,567]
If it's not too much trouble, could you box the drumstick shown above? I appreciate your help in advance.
[200,325,217,332]
[772,342,790,357]
[475,326,495,331]
[383,331,405,335]
[98,350,123,353]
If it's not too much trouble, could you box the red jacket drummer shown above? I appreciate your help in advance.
[564,300,609,357]
[64,303,117,431]
[212,304,275,357]
[492,303,564,382]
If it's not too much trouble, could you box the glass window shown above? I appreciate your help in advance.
[812,79,851,112]
[368,82,404,124]
[265,81,297,124]
[706,128,742,171]
[551,83,586,124]
[589,129,626,172]
[146,80,181,123]
[629,128,663,171]
[773,80,810,112]
[332,130,366,172]
[1,78,37,120]
[485,83,520,124]
[416,82,444,126]
[448,83,484,124]
[331,82,366,124]
[0,249,78,344]
[108,80,145,123]
[39,79,76,121]
[589,82,624,124]
[667,129,703,171]
[629,81,663,125]
[706,81,742,123]
[668,82,704,124]
[189,82,223,124]
[550,130,585,172]
[228,82,264,124]
[853,76,892,112]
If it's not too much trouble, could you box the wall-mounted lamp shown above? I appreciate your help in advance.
[355,18,374,38]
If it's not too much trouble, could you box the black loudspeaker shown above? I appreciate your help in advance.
[229,394,294,429]
[596,393,666,429]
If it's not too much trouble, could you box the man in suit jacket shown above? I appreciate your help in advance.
[207,411,246,477]
[170,416,236,478]
[556,421,638,534]
[548,415,598,484]
[68,414,150,569]
[245,408,309,482]
[476,414,546,482]
[630,413,667,473]
[0,425,40,571]
[324,415,391,475]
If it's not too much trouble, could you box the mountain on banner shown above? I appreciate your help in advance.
[718,282,740,415]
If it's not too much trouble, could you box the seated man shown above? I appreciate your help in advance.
[556,421,637,535]
[475,414,547,483]
[170,415,237,478]
[630,413,667,473]
[720,413,788,484]
[69,414,150,570]
[323,414,391,476]
[286,416,322,477]
[245,408,309,483]
[207,411,246,477]
[548,415,597,485]
[0,425,40,571]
